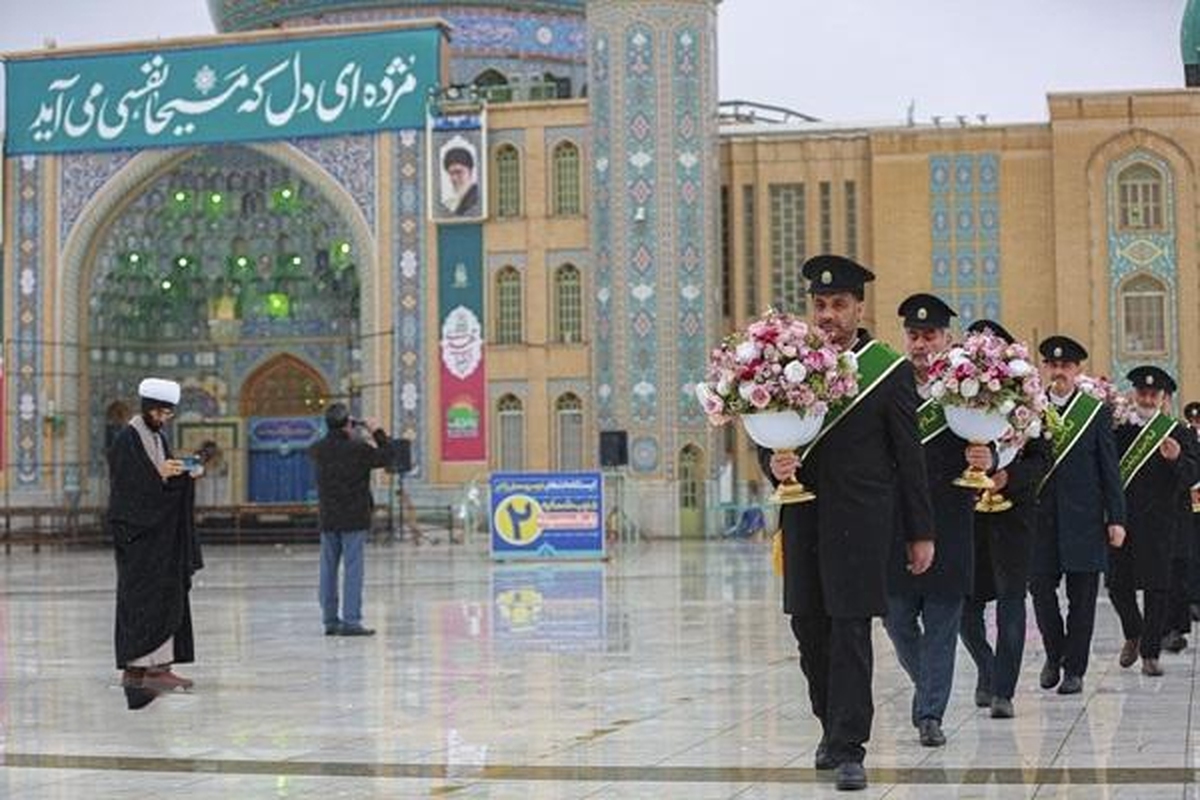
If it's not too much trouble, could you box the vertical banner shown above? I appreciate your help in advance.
[438,224,487,461]
[427,109,487,223]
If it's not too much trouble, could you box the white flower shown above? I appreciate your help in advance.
[735,341,759,364]
[1007,359,1033,377]
[783,361,808,385]
[998,399,1016,415]
[960,377,981,399]
[839,351,859,373]
[1027,419,1042,439]
[929,381,947,399]
[738,382,757,401]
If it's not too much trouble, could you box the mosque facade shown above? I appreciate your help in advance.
[2,0,1200,536]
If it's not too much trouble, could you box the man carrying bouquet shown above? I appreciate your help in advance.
[1107,366,1198,676]
[762,254,934,792]
[1031,336,1127,695]
[883,294,993,748]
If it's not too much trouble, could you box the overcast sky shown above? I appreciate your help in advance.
[0,0,1188,126]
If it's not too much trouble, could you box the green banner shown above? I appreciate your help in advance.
[438,224,486,462]
[4,26,442,155]
[800,341,906,462]
[1039,391,1103,493]
[917,398,948,444]
[1119,412,1178,489]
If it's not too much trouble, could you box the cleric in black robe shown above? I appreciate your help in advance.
[108,377,204,709]
[759,255,934,792]
[1107,366,1199,676]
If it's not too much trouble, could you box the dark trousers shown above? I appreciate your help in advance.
[882,593,963,724]
[960,591,1027,701]
[1029,571,1099,678]
[1167,556,1192,635]
[789,615,873,764]
[1109,585,1169,659]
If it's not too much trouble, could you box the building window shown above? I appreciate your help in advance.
[552,141,582,216]
[819,181,833,254]
[1120,273,1168,356]
[844,180,858,260]
[720,186,732,317]
[743,185,757,316]
[495,266,523,344]
[1118,163,1164,231]
[555,393,584,471]
[494,145,521,218]
[497,394,525,471]
[679,445,702,510]
[554,264,583,343]
[475,69,512,103]
[769,184,806,315]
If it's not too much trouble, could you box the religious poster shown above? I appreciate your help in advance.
[438,224,487,461]
[427,109,487,223]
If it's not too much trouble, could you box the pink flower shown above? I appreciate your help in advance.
[747,384,772,409]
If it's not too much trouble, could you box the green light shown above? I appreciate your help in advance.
[339,242,351,255]
[210,192,223,204]
[128,253,140,264]
[161,279,173,291]
[281,188,293,200]
[236,256,249,268]
[265,292,290,319]
[174,191,187,203]
[291,255,302,266]
[177,256,189,268]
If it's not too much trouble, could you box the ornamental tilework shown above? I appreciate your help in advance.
[394,130,426,472]
[291,134,376,230]
[928,153,1001,326]
[673,25,705,428]
[1106,151,1179,383]
[59,149,138,246]
[590,30,618,430]
[14,156,44,486]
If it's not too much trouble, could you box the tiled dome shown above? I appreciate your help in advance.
[208,0,583,32]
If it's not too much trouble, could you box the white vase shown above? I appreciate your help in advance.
[742,410,826,504]
[943,406,1010,491]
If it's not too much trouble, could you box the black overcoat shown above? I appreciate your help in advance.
[971,435,1052,602]
[762,331,935,619]
[1107,421,1199,590]
[107,424,202,669]
[1033,397,1126,575]
[888,421,975,598]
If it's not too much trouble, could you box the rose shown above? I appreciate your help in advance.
[747,384,771,409]
[735,341,759,364]
[1007,358,1033,377]
[960,377,980,399]
[783,361,808,385]
[695,383,724,416]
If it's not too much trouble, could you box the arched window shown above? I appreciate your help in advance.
[555,393,584,471]
[678,445,702,510]
[493,145,521,218]
[552,141,582,216]
[474,69,511,103]
[1119,273,1168,356]
[1118,163,1164,231]
[495,266,523,344]
[497,394,525,471]
[554,264,583,343]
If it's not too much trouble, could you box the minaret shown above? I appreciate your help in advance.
[588,0,721,535]
[1184,0,1200,86]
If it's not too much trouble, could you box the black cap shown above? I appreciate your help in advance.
[802,254,875,296]
[1127,365,1177,394]
[967,318,1015,345]
[897,293,956,330]
[443,147,475,171]
[325,402,351,429]
[1039,335,1088,363]
[1185,402,1200,421]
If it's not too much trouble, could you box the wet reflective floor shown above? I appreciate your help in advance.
[2,540,1199,798]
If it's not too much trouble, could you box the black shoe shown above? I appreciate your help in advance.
[974,686,992,708]
[325,621,343,636]
[1190,603,1200,622]
[1057,673,1083,695]
[814,739,838,770]
[1039,658,1061,690]
[124,686,159,711]
[1163,631,1188,653]
[918,718,946,747]
[835,761,867,791]
[990,697,1014,719]
[339,624,375,636]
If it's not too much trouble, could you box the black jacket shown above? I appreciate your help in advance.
[308,427,396,532]
[762,330,935,618]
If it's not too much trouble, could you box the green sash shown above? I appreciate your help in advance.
[917,398,948,445]
[800,340,906,462]
[1038,391,1103,494]
[1119,412,1178,489]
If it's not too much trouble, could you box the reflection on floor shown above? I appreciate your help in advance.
[2,540,1198,798]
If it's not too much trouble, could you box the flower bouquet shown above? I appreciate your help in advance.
[696,308,859,504]
[928,330,1047,492]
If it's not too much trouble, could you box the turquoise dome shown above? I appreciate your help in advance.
[208,0,583,32]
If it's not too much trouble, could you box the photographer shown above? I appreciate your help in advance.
[308,403,396,636]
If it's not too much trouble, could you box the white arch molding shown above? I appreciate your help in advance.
[57,140,381,487]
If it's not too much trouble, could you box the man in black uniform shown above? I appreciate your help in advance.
[884,294,991,747]
[1162,391,1198,654]
[958,320,1051,719]
[1185,402,1200,626]
[762,255,934,792]
[1031,336,1126,696]
[1108,366,1198,676]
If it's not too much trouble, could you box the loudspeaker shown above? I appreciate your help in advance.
[599,430,628,468]
[388,438,413,474]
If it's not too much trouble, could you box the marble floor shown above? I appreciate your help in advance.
[2,538,1199,798]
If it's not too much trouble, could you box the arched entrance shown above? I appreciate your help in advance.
[241,354,331,503]
[66,143,371,503]
[678,445,707,538]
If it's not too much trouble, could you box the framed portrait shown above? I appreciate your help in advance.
[177,419,241,508]
[428,109,488,224]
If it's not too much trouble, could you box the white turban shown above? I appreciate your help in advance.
[138,378,181,406]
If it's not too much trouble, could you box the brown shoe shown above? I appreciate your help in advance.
[1141,658,1164,677]
[121,668,146,688]
[143,667,194,691]
[1119,639,1140,668]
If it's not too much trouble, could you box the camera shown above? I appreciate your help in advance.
[350,418,368,428]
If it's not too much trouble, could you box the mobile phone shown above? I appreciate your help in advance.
[181,455,201,471]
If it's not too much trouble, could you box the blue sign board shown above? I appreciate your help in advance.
[491,564,607,652]
[3,25,443,155]
[489,472,604,560]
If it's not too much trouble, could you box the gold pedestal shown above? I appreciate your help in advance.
[975,490,1013,514]
[954,465,995,491]
[769,448,817,505]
